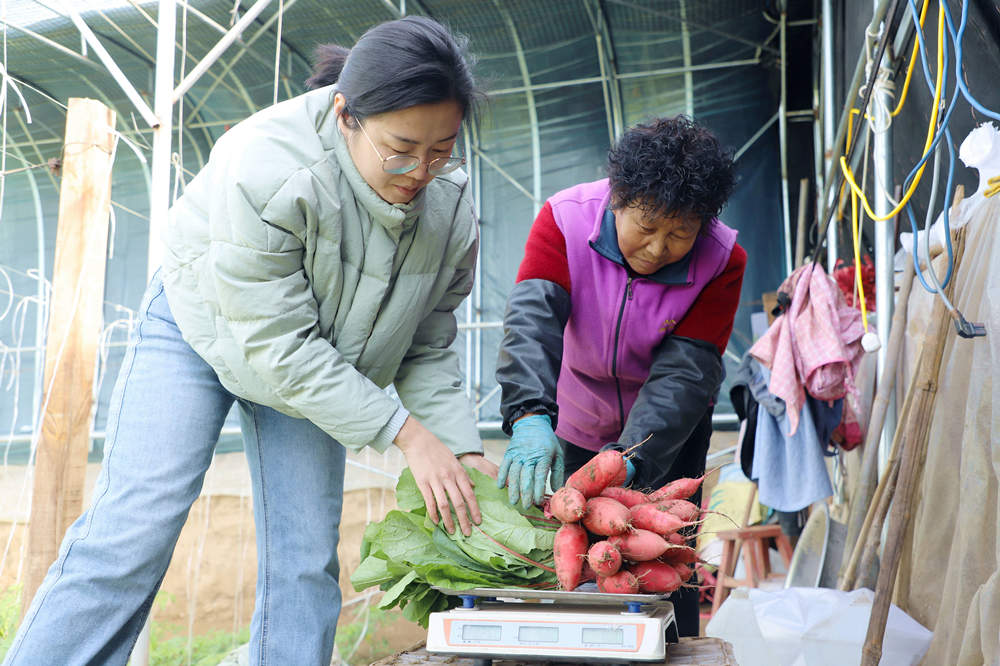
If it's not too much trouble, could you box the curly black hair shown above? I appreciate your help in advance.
[607,115,735,229]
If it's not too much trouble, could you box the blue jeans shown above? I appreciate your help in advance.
[4,276,347,665]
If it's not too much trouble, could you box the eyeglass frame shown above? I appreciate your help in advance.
[354,118,466,176]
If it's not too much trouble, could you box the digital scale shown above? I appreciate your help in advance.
[426,585,679,664]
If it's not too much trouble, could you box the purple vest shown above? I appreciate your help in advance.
[549,178,738,450]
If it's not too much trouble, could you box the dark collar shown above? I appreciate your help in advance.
[589,208,692,285]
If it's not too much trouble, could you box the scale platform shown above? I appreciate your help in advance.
[426,586,679,664]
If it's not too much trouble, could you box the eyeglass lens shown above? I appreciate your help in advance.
[382,155,465,176]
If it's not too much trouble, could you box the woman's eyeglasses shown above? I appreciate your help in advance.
[357,120,466,176]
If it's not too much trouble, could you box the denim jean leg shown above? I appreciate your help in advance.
[4,277,235,666]
[238,402,347,666]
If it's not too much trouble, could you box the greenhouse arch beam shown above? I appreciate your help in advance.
[0,20,105,73]
[585,0,624,143]
[66,8,157,127]
[182,0,299,123]
[679,0,694,116]
[608,0,780,55]
[173,0,301,74]
[496,2,541,215]
[3,73,59,112]
[486,59,760,97]
[91,22,256,115]
[172,0,275,105]
[469,145,540,207]
[85,27,233,148]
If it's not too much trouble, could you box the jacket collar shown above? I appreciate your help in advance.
[589,208,693,285]
[318,86,424,237]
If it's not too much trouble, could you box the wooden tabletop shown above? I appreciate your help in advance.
[370,636,737,665]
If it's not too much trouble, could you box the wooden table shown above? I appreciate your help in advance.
[370,637,737,665]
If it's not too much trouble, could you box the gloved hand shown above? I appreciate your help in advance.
[497,414,565,508]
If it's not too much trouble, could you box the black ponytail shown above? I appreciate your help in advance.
[304,44,350,90]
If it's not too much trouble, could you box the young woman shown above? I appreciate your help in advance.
[496,116,746,636]
[5,16,494,665]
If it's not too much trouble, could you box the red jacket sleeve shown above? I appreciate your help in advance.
[515,201,571,293]
[673,243,747,354]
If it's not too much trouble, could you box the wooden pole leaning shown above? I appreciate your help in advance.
[839,258,915,580]
[859,220,968,666]
[23,98,115,611]
[838,354,919,591]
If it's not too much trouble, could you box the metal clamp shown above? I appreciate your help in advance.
[954,313,987,339]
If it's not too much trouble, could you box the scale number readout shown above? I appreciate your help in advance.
[461,624,502,642]
[582,626,624,645]
[452,621,637,649]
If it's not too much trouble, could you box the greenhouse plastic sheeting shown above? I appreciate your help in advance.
[891,192,999,666]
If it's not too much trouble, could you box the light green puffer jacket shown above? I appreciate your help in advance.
[160,85,482,456]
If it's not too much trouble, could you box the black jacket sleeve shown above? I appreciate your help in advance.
[496,279,571,435]
[609,335,723,490]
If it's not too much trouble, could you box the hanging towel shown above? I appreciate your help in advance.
[749,263,865,435]
[751,370,843,512]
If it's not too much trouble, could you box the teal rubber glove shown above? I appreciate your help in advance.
[497,414,565,508]
[625,458,636,485]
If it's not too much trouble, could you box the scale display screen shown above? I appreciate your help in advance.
[450,620,639,650]
[582,626,624,645]
[461,624,502,642]
[517,625,559,643]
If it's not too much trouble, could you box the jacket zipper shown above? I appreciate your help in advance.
[611,276,634,430]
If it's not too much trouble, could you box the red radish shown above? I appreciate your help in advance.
[599,486,649,508]
[660,545,699,565]
[608,456,629,487]
[666,532,686,546]
[549,486,587,523]
[656,498,700,523]
[553,523,588,591]
[587,541,622,577]
[671,562,693,583]
[629,503,693,536]
[608,529,670,561]
[565,450,627,498]
[582,497,631,536]
[647,466,720,503]
[628,560,683,594]
[581,558,598,582]
[542,497,555,520]
[596,570,640,594]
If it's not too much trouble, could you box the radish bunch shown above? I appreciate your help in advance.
[549,450,712,595]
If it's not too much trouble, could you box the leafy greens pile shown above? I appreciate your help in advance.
[350,466,558,627]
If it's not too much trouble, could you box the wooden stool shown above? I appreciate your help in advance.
[710,524,794,616]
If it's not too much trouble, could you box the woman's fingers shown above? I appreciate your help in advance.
[441,467,481,536]
[442,480,472,536]
[455,471,481,525]
[419,482,440,526]
[432,481,457,534]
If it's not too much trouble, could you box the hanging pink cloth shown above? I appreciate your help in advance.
[750,263,866,435]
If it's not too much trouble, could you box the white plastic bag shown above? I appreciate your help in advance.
[705,587,932,666]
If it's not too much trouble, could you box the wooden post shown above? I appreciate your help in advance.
[860,222,968,666]
[24,98,115,609]
[838,259,916,583]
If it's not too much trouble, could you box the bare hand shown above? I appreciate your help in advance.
[459,453,500,480]
[395,416,482,536]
